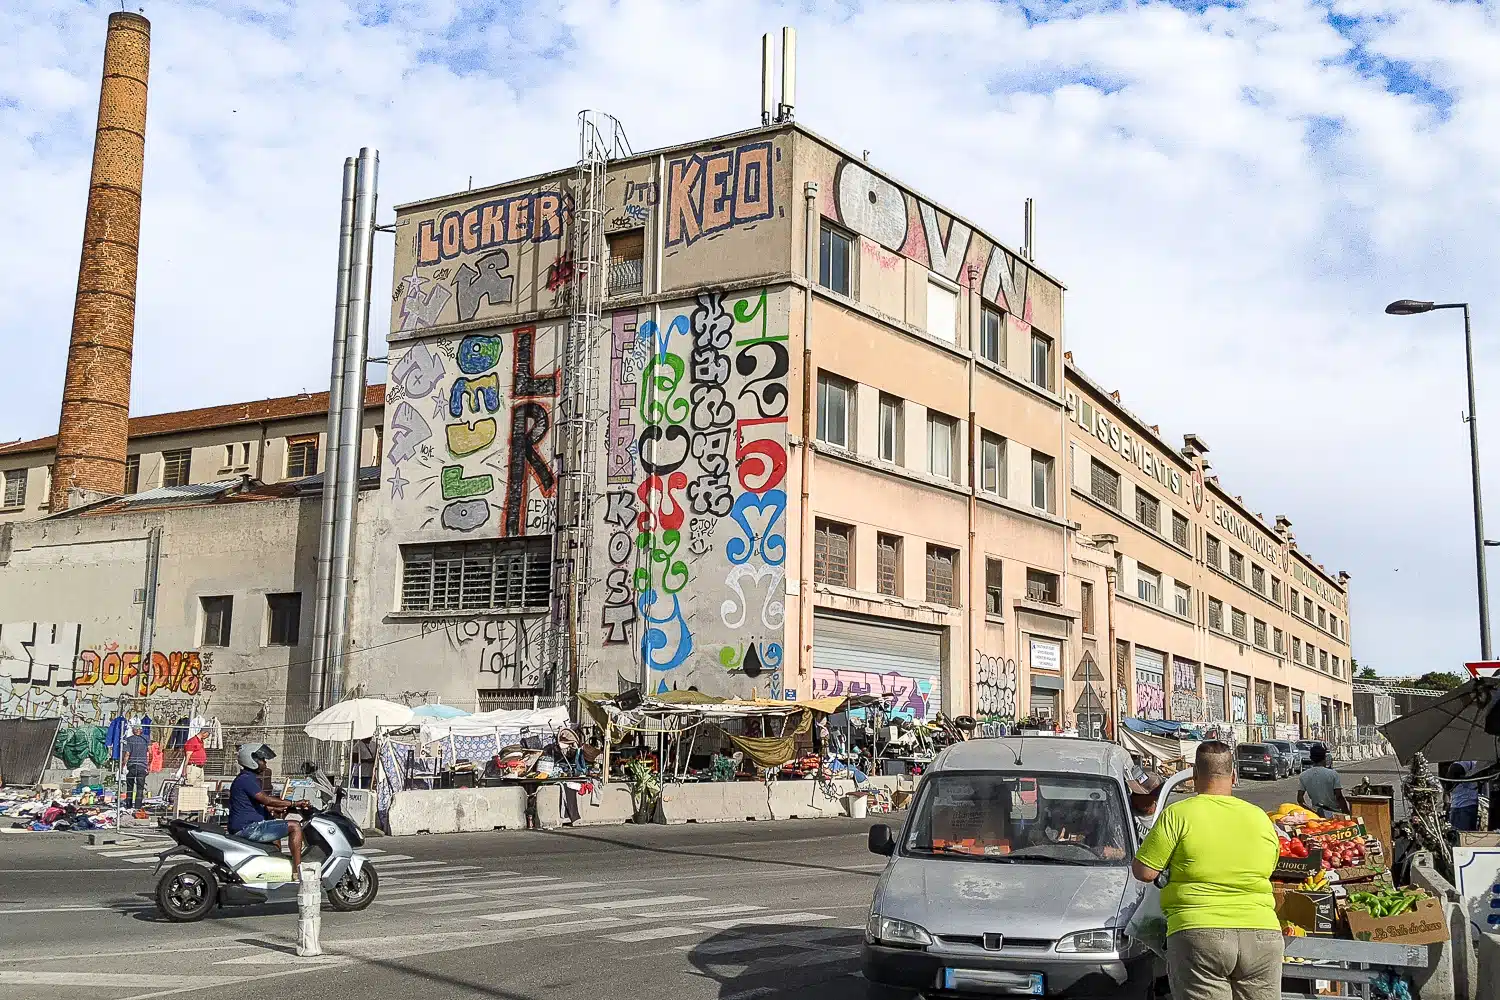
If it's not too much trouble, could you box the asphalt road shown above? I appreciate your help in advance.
[0,757,1404,1000]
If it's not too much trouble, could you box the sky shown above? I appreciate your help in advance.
[3,0,1499,678]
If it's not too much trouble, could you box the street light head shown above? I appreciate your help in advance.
[1386,299,1437,316]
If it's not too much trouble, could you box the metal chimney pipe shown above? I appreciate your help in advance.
[761,33,774,126]
[308,157,358,713]
[780,26,796,121]
[1024,197,1035,262]
[325,148,379,708]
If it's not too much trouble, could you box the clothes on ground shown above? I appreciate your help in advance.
[1136,793,1280,936]
[1166,927,1283,1000]
[121,733,150,774]
[1298,765,1343,817]
[238,818,290,843]
[228,770,271,835]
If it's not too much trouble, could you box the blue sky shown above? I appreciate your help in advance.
[5,0,1500,677]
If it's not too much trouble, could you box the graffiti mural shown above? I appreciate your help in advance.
[1134,664,1166,720]
[76,649,205,696]
[810,666,931,718]
[664,141,777,249]
[0,622,83,688]
[601,290,789,696]
[442,618,548,689]
[974,653,1017,718]
[1170,659,1202,722]
[386,325,560,536]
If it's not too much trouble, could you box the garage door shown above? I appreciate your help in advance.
[813,612,942,719]
[1133,647,1166,721]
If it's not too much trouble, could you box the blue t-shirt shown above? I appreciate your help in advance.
[121,734,151,772]
[1452,762,1481,810]
[228,771,271,834]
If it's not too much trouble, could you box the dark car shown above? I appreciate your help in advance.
[1235,742,1284,780]
[1266,740,1302,774]
[1295,740,1321,768]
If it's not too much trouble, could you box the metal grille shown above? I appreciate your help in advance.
[814,520,852,587]
[1209,599,1224,631]
[1254,619,1268,647]
[1252,564,1266,592]
[1206,535,1220,567]
[1135,489,1159,532]
[401,539,551,613]
[1090,459,1119,508]
[162,449,192,488]
[1231,608,1248,641]
[926,546,956,606]
[1172,511,1188,547]
[877,534,901,596]
[1229,550,1244,579]
[286,436,318,478]
[2,470,26,507]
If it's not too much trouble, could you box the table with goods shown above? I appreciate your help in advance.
[1267,803,1445,998]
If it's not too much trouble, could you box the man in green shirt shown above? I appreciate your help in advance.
[1132,741,1283,1000]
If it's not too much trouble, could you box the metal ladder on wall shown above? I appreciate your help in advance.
[551,111,631,703]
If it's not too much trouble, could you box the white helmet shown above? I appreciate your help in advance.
[236,743,276,771]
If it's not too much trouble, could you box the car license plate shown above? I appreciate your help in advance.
[942,968,1044,995]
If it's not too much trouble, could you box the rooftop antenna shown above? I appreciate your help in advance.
[778,26,796,123]
[1022,197,1035,262]
[761,33,774,126]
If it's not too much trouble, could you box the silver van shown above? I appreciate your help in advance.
[863,738,1157,998]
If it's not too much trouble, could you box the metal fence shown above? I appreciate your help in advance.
[207,722,353,784]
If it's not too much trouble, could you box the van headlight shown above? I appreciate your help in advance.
[865,912,934,948]
[1055,929,1122,954]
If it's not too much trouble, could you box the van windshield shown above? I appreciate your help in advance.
[903,772,1130,866]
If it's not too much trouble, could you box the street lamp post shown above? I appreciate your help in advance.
[1386,299,1492,660]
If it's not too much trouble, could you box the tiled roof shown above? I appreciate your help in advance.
[0,384,386,458]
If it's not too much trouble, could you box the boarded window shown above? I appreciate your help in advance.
[814,520,853,587]
[877,533,901,597]
[925,545,957,607]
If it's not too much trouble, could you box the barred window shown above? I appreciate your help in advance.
[1251,564,1266,593]
[815,520,853,588]
[162,449,192,488]
[1254,618,1268,648]
[1172,511,1189,548]
[1208,598,1224,631]
[1026,568,1060,605]
[2,469,26,508]
[1135,489,1160,532]
[286,435,319,479]
[1206,535,1221,567]
[400,538,551,613]
[1229,550,1244,580]
[926,545,958,607]
[877,533,902,597]
[1090,459,1120,509]
[1231,608,1247,641]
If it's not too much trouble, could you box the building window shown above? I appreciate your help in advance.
[1317,606,1326,629]
[816,373,853,449]
[1320,649,1329,671]
[1135,488,1160,532]
[1031,451,1055,512]
[1175,581,1192,618]
[1303,596,1314,619]
[980,306,1004,364]
[1208,598,1224,631]
[1231,608,1247,641]
[1228,550,1244,580]
[980,431,1005,495]
[124,455,140,494]
[1172,510,1189,548]
[878,394,903,463]
[223,445,236,469]
[814,519,853,588]
[266,593,301,647]
[162,449,192,488]
[1332,655,1341,678]
[606,229,645,296]
[1251,565,1266,593]
[399,538,551,613]
[1030,331,1053,390]
[1271,577,1281,603]
[1090,458,1120,509]
[1137,564,1162,606]
[876,533,902,597]
[201,596,233,648]
[1293,637,1303,661]
[928,412,957,480]
[286,435,319,479]
[1254,619,1268,648]
[1290,588,1300,616]
[2,469,26,508]
[984,557,1004,617]
[1274,628,1285,654]
[1081,581,1096,634]
[1206,535,1221,568]
[373,424,383,465]
[818,222,852,295]
[926,280,958,344]
[1330,615,1340,639]
[1114,553,1125,592]
[1026,568,1060,605]
[925,545,958,607]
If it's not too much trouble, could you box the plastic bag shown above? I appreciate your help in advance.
[1125,882,1168,958]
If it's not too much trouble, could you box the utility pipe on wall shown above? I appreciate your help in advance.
[797,181,819,692]
[309,156,357,713]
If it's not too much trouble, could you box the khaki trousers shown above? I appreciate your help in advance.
[1166,928,1283,1000]
[183,764,204,787]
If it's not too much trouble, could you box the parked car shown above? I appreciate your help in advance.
[1294,740,1320,768]
[1235,742,1286,780]
[864,738,1160,998]
[1265,740,1302,774]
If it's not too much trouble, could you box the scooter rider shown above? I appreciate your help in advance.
[229,744,312,870]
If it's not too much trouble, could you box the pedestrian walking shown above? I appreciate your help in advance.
[1133,740,1283,1000]
[1297,745,1350,818]
[1448,761,1481,832]
[120,725,150,809]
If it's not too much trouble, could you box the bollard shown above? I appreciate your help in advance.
[296,862,323,957]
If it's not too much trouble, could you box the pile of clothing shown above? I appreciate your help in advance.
[0,785,121,831]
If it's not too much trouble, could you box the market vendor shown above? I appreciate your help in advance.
[1447,760,1481,832]
[1297,745,1350,819]
[1132,741,1282,1000]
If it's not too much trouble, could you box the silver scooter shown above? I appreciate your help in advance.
[152,762,378,922]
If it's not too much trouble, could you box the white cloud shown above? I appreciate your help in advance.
[4,0,1499,677]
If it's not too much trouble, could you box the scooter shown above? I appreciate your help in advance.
[151,764,378,922]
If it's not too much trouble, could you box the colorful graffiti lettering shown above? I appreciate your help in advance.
[416,190,566,266]
[1170,659,1202,721]
[811,666,932,719]
[665,141,777,249]
[75,649,205,696]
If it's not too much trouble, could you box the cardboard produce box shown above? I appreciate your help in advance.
[1305,821,1367,845]
[1276,889,1337,936]
[1273,844,1324,881]
[1345,896,1449,945]
[1331,864,1386,884]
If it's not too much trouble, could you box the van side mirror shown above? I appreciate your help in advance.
[868,823,896,856]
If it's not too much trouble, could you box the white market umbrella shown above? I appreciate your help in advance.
[1379,679,1500,763]
[304,698,415,741]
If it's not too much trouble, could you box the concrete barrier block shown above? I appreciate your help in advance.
[769,778,850,820]
[386,787,527,836]
[572,784,638,826]
[1476,933,1500,999]
[657,781,772,823]
[533,784,563,829]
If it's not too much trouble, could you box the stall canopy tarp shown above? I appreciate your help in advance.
[304,698,414,741]
[580,694,848,769]
[1379,679,1500,763]
[416,705,570,742]
[1118,719,1200,770]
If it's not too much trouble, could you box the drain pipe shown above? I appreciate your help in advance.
[326,148,379,709]
[309,156,357,714]
[796,181,819,692]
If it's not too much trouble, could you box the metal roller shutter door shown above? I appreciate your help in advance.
[813,613,942,719]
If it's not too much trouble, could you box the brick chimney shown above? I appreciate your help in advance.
[50,12,150,511]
